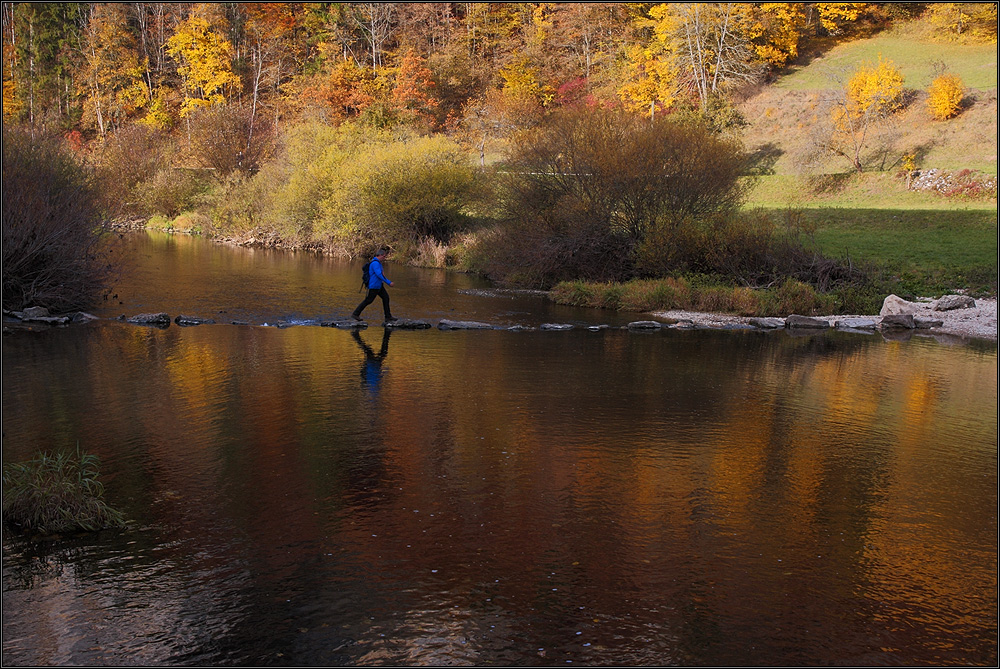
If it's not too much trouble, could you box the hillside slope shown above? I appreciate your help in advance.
[738,25,997,208]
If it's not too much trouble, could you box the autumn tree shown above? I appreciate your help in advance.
[648,3,764,112]
[165,4,242,118]
[391,49,439,129]
[349,2,397,74]
[77,3,147,136]
[241,4,292,132]
[735,2,807,68]
[822,54,905,172]
[548,3,630,82]
[926,2,998,43]
[927,71,965,120]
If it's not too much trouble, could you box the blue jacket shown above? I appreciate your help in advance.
[368,257,390,289]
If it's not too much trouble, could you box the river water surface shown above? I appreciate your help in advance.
[2,232,997,666]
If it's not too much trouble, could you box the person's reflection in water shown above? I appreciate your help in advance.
[352,328,391,400]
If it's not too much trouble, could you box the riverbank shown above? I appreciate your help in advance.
[651,296,998,343]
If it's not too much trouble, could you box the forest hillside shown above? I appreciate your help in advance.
[3,2,997,315]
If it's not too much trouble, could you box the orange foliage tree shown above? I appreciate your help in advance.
[391,49,440,129]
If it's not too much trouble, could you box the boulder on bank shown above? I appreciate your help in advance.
[785,314,830,329]
[880,294,920,316]
[914,316,944,329]
[932,294,976,311]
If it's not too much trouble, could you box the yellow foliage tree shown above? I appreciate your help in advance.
[826,54,905,172]
[165,8,242,117]
[927,3,999,43]
[616,42,677,116]
[816,3,870,34]
[78,4,148,136]
[927,73,965,120]
[846,54,904,118]
[734,3,807,68]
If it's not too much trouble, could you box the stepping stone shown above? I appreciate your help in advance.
[540,323,574,330]
[835,318,876,330]
[321,319,368,329]
[785,314,830,329]
[627,320,663,330]
[175,315,216,326]
[749,317,785,329]
[126,312,171,327]
[438,319,495,330]
[384,318,431,329]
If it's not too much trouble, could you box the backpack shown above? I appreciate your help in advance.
[360,260,371,291]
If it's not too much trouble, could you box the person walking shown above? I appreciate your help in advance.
[352,247,396,322]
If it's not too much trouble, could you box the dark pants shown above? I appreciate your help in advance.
[353,286,392,320]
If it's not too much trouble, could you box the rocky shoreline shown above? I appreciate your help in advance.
[652,294,998,343]
[4,294,996,345]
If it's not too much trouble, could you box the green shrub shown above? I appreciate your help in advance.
[140,168,209,218]
[2,126,116,312]
[3,448,126,535]
[773,277,835,315]
[321,133,481,245]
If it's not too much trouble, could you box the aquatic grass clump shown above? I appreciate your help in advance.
[2,448,126,535]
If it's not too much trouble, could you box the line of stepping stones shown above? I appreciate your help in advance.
[4,307,945,334]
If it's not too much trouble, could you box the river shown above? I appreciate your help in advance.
[2,231,997,666]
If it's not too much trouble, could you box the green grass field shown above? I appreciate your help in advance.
[766,206,998,296]
[746,173,998,209]
[776,26,998,91]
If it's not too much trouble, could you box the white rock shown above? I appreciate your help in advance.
[880,294,920,316]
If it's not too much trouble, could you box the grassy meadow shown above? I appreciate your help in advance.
[737,22,997,305]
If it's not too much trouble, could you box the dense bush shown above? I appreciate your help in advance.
[2,448,126,535]
[2,127,116,312]
[210,121,483,254]
[638,209,871,292]
[927,73,965,120]
[139,167,211,218]
[319,132,482,249]
[187,103,274,176]
[92,125,167,218]
[481,107,753,287]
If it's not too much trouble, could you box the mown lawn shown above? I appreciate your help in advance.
[779,207,998,295]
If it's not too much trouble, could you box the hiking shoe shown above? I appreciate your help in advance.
[385,317,398,323]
